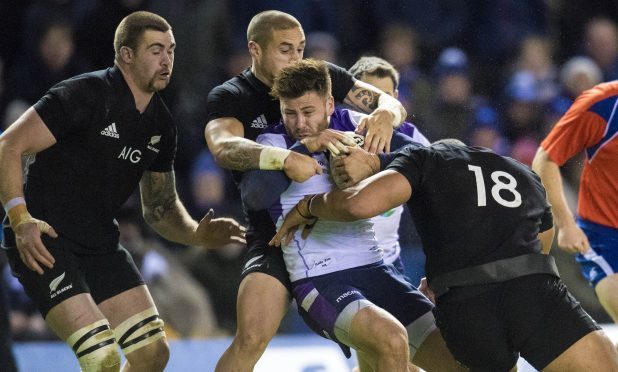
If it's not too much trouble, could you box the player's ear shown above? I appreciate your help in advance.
[119,46,133,64]
[326,95,335,116]
[248,41,261,59]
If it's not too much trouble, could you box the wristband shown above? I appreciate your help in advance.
[7,204,30,228]
[259,147,291,170]
[378,95,403,127]
[4,197,25,213]
[307,194,318,217]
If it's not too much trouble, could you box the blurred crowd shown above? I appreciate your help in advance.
[1,0,618,341]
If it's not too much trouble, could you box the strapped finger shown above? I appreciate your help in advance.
[327,142,341,156]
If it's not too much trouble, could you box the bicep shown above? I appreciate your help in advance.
[342,80,382,114]
[348,170,412,218]
[205,117,245,150]
[1,107,57,154]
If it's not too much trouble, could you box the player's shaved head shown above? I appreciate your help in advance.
[247,10,302,48]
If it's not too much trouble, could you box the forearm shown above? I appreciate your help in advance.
[142,199,199,246]
[210,136,264,171]
[0,139,26,205]
[344,81,406,126]
[532,152,575,228]
[376,93,406,127]
[539,227,555,254]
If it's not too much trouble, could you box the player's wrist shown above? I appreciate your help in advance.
[259,147,291,170]
[296,195,316,219]
[6,203,33,229]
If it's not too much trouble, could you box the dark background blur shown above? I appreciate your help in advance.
[1,0,617,340]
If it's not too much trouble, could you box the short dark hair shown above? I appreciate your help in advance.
[348,56,400,90]
[432,138,466,147]
[247,10,302,48]
[114,11,171,60]
[270,59,331,100]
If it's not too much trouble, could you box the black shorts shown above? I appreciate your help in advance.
[6,235,144,318]
[240,242,291,292]
[434,274,600,371]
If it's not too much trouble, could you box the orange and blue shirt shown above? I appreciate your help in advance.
[541,81,618,229]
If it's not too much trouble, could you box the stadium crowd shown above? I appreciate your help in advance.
[0,0,617,369]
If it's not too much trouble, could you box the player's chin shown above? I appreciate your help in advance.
[150,78,170,91]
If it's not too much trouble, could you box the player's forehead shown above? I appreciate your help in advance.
[267,27,305,48]
[281,91,324,109]
[362,75,395,96]
[139,29,175,49]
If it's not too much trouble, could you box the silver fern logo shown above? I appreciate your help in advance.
[49,272,66,292]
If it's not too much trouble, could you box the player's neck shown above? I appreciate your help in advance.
[117,63,154,113]
[251,64,273,87]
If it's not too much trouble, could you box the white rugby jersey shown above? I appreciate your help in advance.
[257,130,382,282]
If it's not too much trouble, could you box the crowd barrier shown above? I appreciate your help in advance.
[12,324,618,371]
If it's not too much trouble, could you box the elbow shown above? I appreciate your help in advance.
[531,148,550,174]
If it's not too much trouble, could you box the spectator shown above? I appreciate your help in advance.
[584,17,618,81]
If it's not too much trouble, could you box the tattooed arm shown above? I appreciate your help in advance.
[204,117,262,171]
[140,170,246,248]
[205,116,321,182]
[343,79,407,153]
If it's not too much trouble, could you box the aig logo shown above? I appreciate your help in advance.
[118,146,142,163]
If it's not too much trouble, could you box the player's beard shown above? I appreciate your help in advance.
[147,73,171,92]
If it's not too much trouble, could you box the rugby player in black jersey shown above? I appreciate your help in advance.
[0,11,244,372]
[204,10,407,371]
[273,139,618,371]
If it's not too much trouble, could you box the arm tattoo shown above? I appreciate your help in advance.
[349,86,380,113]
[219,142,261,171]
[141,171,177,223]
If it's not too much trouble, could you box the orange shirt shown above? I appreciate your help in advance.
[541,81,618,228]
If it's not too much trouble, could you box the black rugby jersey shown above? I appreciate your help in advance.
[206,63,355,142]
[387,143,553,279]
[2,66,176,251]
[206,63,355,254]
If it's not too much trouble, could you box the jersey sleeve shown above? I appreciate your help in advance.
[328,63,356,103]
[398,122,431,146]
[540,88,607,165]
[206,84,243,123]
[33,77,99,141]
[386,146,425,192]
[241,133,291,211]
[148,119,177,172]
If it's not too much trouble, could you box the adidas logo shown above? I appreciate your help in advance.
[101,123,119,138]
[250,114,268,129]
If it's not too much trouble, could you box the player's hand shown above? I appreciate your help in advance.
[557,222,590,254]
[283,152,323,183]
[330,147,380,189]
[300,129,357,155]
[418,277,436,304]
[269,196,317,247]
[355,109,395,153]
[14,218,57,275]
[195,209,246,249]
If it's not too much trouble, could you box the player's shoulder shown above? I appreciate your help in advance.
[54,69,108,93]
[208,69,255,99]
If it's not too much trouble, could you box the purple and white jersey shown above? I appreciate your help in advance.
[257,109,382,281]
[345,110,431,264]
[372,119,430,264]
